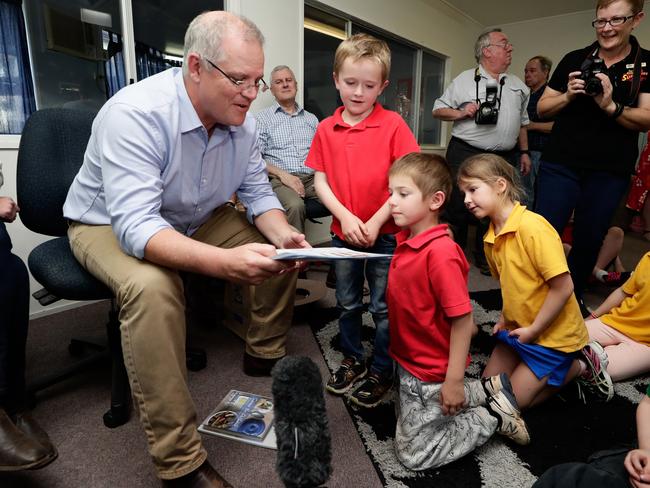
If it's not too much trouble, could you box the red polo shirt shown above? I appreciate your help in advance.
[305,104,420,240]
[387,224,472,383]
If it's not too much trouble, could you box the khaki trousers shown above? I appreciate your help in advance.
[269,173,316,233]
[68,205,296,479]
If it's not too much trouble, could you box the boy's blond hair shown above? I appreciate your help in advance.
[457,153,525,203]
[333,33,391,82]
[390,153,452,208]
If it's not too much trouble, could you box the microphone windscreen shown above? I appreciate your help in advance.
[272,356,332,488]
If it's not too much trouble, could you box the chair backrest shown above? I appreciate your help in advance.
[17,108,95,237]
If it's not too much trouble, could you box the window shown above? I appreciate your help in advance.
[24,0,120,115]
[303,6,346,121]
[3,0,222,134]
[0,0,36,134]
[418,52,444,145]
[304,4,446,146]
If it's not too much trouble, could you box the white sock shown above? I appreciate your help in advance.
[594,269,608,282]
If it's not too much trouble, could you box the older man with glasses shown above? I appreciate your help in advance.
[254,65,321,233]
[63,11,308,487]
[535,0,650,318]
[432,28,531,274]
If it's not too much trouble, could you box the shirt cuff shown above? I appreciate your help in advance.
[244,195,285,223]
[123,219,172,259]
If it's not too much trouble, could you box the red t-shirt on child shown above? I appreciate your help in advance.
[388,224,473,383]
[305,104,420,240]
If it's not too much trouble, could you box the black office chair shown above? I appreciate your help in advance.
[16,108,131,428]
[305,198,330,222]
[17,108,208,427]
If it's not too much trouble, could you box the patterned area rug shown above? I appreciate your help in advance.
[309,289,649,488]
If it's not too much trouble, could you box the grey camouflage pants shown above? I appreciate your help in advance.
[395,364,497,470]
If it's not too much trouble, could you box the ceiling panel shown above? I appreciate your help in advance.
[432,0,596,26]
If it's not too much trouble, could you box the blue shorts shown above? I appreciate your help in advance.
[494,330,578,387]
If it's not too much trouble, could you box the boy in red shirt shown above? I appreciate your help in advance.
[306,33,420,407]
[386,153,529,469]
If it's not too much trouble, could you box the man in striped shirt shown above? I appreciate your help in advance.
[255,65,321,233]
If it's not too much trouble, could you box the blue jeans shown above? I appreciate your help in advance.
[332,234,395,377]
[521,150,542,208]
[534,160,629,297]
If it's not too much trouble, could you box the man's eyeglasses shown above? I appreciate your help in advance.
[203,57,267,92]
[489,41,512,50]
[591,14,637,29]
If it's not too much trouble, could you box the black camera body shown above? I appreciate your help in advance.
[579,56,607,96]
[475,79,499,125]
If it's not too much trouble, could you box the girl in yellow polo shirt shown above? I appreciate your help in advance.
[585,252,650,382]
[458,154,612,411]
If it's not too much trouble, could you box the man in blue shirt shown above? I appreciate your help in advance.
[255,65,320,233]
[523,55,554,206]
[63,11,307,487]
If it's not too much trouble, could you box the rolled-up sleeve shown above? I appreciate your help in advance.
[97,104,172,258]
[433,76,461,111]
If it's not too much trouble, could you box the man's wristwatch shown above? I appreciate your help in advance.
[520,149,530,156]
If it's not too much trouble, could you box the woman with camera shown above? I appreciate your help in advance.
[535,0,650,316]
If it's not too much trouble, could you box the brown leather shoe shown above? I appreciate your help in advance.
[162,460,233,488]
[243,352,282,377]
[0,408,57,471]
[14,412,58,459]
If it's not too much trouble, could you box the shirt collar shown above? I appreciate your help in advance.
[396,223,450,249]
[484,202,526,244]
[477,64,507,84]
[273,100,304,116]
[332,103,384,128]
[175,69,237,135]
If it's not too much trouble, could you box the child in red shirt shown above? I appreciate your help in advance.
[306,33,419,407]
[387,153,529,470]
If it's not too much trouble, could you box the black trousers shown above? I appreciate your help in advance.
[444,137,517,261]
[0,222,29,413]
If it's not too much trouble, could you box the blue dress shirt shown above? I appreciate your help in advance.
[63,68,282,259]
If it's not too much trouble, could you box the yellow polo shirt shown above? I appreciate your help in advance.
[601,252,650,346]
[484,203,588,353]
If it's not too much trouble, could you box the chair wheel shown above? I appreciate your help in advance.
[187,351,207,372]
[103,405,129,428]
[68,340,85,357]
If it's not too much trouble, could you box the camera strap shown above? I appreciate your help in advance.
[474,67,506,107]
[626,40,642,106]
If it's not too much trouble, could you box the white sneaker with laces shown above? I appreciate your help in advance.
[481,373,511,398]
[578,341,614,402]
[487,390,530,445]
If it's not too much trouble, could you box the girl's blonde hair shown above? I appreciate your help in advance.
[457,153,525,203]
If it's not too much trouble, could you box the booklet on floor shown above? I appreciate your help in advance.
[198,390,277,449]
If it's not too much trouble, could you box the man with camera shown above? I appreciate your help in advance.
[536,0,650,315]
[432,28,530,272]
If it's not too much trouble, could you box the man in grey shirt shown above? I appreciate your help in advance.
[433,28,530,271]
[64,11,307,487]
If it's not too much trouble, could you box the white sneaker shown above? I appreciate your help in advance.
[487,390,530,445]
[481,373,511,398]
[578,341,614,402]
